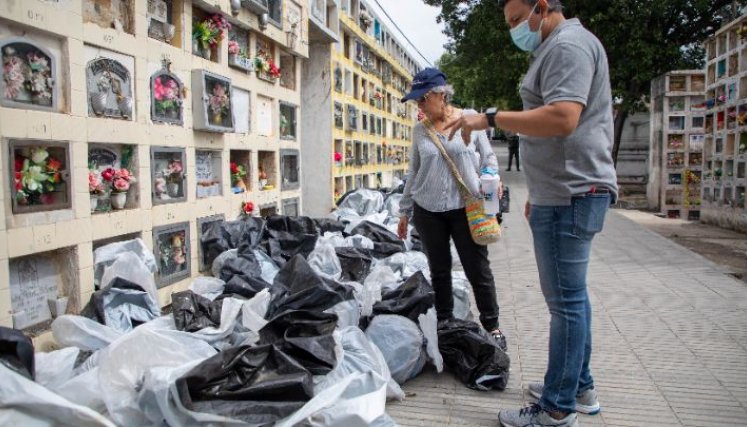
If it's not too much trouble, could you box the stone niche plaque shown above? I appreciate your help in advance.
[86,56,134,119]
[195,150,222,199]
[9,250,75,330]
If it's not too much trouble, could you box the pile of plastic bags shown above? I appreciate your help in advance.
[0,189,510,426]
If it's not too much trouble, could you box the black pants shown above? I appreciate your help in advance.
[412,203,500,330]
[508,149,520,170]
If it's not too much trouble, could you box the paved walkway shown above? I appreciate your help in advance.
[388,144,747,426]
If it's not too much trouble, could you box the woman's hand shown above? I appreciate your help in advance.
[397,216,409,240]
[524,201,531,220]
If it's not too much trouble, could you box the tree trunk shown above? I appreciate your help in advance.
[612,109,629,168]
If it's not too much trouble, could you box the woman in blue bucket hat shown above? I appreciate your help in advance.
[397,67,507,350]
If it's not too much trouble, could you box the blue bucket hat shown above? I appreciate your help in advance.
[401,67,447,103]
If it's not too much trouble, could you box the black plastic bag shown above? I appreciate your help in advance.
[217,249,271,299]
[437,318,510,391]
[175,344,313,424]
[372,271,435,323]
[266,215,319,235]
[200,217,266,270]
[313,218,347,234]
[335,247,374,282]
[171,290,222,332]
[0,327,34,379]
[260,310,339,375]
[350,221,406,258]
[262,229,318,267]
[268,255,354,317]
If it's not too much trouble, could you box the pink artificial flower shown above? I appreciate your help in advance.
[113,177,130,192]
[154,77,165,101]
[101,167,115,181]
[116,168,131,181]
[169,160,183,174]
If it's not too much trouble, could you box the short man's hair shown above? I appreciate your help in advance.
[498,0,563,12]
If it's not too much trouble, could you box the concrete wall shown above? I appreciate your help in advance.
[301,42,334,217]
[617,111,651,203]
[0,0,306,335]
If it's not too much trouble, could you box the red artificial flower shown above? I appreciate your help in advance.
[101,167,115,181]
[334,152,342,162]
[14,157,23,172]
[47,157,62,171]
[230,162,239,174]
[242,201,254,214]
[52,172,61,183]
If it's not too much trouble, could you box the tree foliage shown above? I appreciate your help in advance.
[427,0,745,161]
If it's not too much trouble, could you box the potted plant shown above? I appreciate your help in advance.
[164,158,184,197]
[258,166,268,189]
[208,82,230,125]
[153,76,181,120]
[192,14,231,59]
[88,170,105,212]
[108,168,134,210]
[230,161,248,193]
[334,151,343,167]
[14,147,64,206]
[253,54,281,80]
[240,201,254,218]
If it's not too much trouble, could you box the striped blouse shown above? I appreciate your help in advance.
[400,109,498,218]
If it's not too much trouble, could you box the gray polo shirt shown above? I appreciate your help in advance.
[519,18,618,206]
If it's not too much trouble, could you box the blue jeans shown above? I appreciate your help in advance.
[528,194,610,414]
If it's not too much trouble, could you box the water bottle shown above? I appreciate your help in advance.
[480,173,501,215]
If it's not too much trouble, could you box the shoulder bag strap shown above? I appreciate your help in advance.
[421,119,473,199]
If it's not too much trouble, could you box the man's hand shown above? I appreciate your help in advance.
[524,201,531,220]
[397,216,409,240]
[444,113,489,144]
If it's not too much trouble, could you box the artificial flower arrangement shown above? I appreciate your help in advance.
[359,10,373,29]
[254,51,281,79]
[159,231,187,274]
[154,158,184,199]
[14,147,64,206]
[240,201,254,217]
[208,82,230,121]
[231,161,248,193]
[153,76,181,117]
[3,46,54,106]
[165,159,183,183]
[334,151,343,163]
[193,14,231,52]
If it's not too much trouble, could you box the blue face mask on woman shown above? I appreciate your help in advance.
[510,4,544,52]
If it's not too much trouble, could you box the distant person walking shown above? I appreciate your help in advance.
[506,131,520,171]
[444,0,618,426]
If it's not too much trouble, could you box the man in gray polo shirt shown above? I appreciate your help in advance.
[445,0,616,426]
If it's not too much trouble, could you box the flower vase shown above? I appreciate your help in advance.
[167,182,180,197]
[259,179,268,189]
[90,195,99,213]
[163,24,176,43]
[91,92,108,115]
[212,111,223,125]
[166,107,179,120]
[110,191,127,210]
[118,96,133,118]
[233,180,247,193]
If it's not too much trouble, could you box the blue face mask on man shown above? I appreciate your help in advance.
[510,4,544,52]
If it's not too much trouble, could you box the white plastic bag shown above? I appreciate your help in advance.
[93,238,156,288]
[452,271,472,320]
[0,363,116,427]
[365,315,426,385]
[325,299,362,329]
[418,308,444,373]
[189,276,225,300]
[308,241,342,280]
[277,372,388,427]
[35,347,80,389]
[52,315,123,351]
[100,252,159,308]
[97,327,217,426]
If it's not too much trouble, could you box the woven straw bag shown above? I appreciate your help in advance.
[422,121,501,245]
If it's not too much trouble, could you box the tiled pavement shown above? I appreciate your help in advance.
[388,145,747,426]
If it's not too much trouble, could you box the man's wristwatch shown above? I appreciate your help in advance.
[485,107,498,128]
